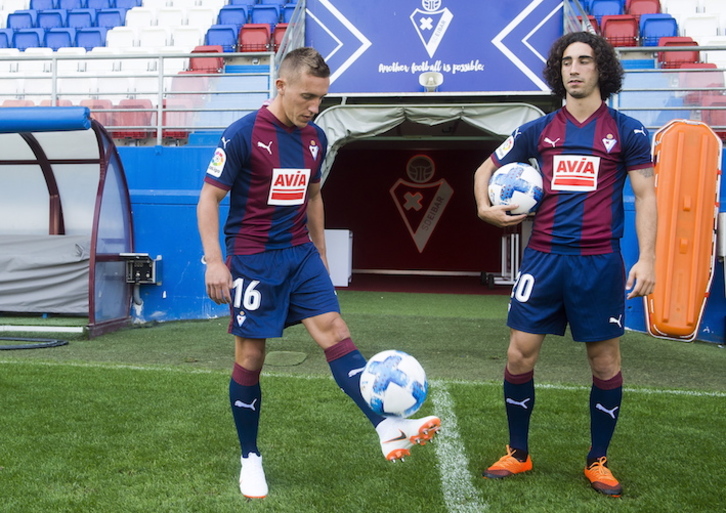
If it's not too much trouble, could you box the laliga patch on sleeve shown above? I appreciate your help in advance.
[495,135,514,160]
[207,147,226,178]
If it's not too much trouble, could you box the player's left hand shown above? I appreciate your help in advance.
[625,258,655,299]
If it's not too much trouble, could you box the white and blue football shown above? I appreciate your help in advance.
[359,350,428,418]
[488,162,544,215]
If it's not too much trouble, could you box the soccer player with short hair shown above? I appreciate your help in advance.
[473,32,657,497]
[197,47,440,500]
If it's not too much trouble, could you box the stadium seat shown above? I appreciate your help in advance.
[162,97,193,142]
[2,99,36,106]
[137,26,171,49]
[124,7,156,27]
[626,0,660,21]
[86,0,112,10]
[106,26,137,48]
[589,0,623,23]
[40,98,74,106]
[680,14,720,43]
[67,9,97,29]
[601,15,639,46]
[249,4,280,28]
[19,46,53,72]
[115,0,142,10]
[45,27,76,50]
[0,29,14,49]
[170,26,203,50]
[113,98,155,140]
[37,9,68,29]
[13,28,45,51]
[259,0,286,5]
[80,98,115,129]
[59,0,84,9]
[639,13,678,46]
[701,93,726,139]
[54,45,86,73]
[218,5,249,29]
[281,3,296,23]
[156,7,186,27]
[7,10,38,30]
[0,47,21,72]
[96,9,127,30]
[657,36,699,68]
[204,24,238,52]
[678,63,725,105]
[75,27,108,51]
[700,36,726,70]
[168,70,210,107]
[238,23,270,52]
[188,44,224,72]
[185,6,218,31]
[272,22,286,53]
[30,0,57,10]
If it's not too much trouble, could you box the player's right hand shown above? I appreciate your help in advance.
[205,260,233,304]
[477,203,528,228]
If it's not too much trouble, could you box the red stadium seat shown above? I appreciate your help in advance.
[626,0,660,22]
[162,98,193,142]
[701,93,726,140]
[188,45,224,73]
[678,63,725,106]
[2,99,35,107]
[272,22,287,53]
[238,23,270,52]
[113,98,155,140]
[80,98,115,128]
[657,36,699,69]
[601,15,639,47]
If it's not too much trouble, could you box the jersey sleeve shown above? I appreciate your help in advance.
[620,116,653,172]
[490,119,540,167]
[204,119,252,190]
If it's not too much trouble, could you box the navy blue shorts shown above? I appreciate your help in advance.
[226,242,340,339]
[507,248,626,342]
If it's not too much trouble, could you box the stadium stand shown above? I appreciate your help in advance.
[113,97,155,141]
[680,14,720,43]
[678,62,725,106]
[249,3,279,28]
[204,23,238,52]
[217,4,248,29]
[639,13,678,45]
[45,27,76,50]
[238,22,270,52]
[272,22,286,52]
[626,0,660,21]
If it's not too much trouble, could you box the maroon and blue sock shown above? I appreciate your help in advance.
[588,371,623,464]
[504,367,535,458]
[229,363,262,458]
[325,338,386,427]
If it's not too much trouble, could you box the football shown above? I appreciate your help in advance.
[488,162,544,215]
[359,350,428,418]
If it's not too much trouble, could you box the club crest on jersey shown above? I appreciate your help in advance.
[552,155,600,191]
[495,135,514,160]
[207,147,226,178]
[309,140,319,160]
[602,134,617,153]
[268,168,310,206]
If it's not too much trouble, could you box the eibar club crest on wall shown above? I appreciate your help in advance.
[410,0,454,58]
[389,155,454,253]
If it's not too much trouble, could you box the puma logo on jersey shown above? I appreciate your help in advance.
[596,403,619,419]
[234,399,258,411]
[544,137,560,147]
[506,397,531,410]
[257,140,273,155]
[609,315,623,328]
[221,136,231,148]
[634,127,647,137]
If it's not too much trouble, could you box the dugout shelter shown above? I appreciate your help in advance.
[0,107,134,337]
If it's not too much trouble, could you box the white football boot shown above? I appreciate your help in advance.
[376,415,441,461]
[239,453,268,499]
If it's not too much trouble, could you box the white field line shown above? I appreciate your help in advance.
[430,382,488,513]
[0,359,724,398]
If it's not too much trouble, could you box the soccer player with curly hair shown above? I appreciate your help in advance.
[474,31,657,497]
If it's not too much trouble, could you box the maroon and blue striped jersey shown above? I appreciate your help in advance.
[492,102,652,255]
[204,106,327,255]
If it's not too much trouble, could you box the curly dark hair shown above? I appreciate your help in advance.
[543,32,624,101]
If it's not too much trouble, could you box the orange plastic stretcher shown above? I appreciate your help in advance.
[646,119,722,341]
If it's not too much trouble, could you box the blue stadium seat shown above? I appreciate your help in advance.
[37,9,68,29]
[115,0,141,9]
[0,28,14,48]
[250,4,280,28]
[217,5,249,30]
[589,0,623,23]
[13,28,45,50]
[639,13,678,46]
[30,0,58,10]
[96,8,126,29]
[67,9,96,29]
[259,0,287,5]
[204,24,238,52]
[86,0,112,10]
[59,0,84,9]
[282,4,296,23]
[45,27,76,50]
[7,10,39,30]
[75,26,107,50]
